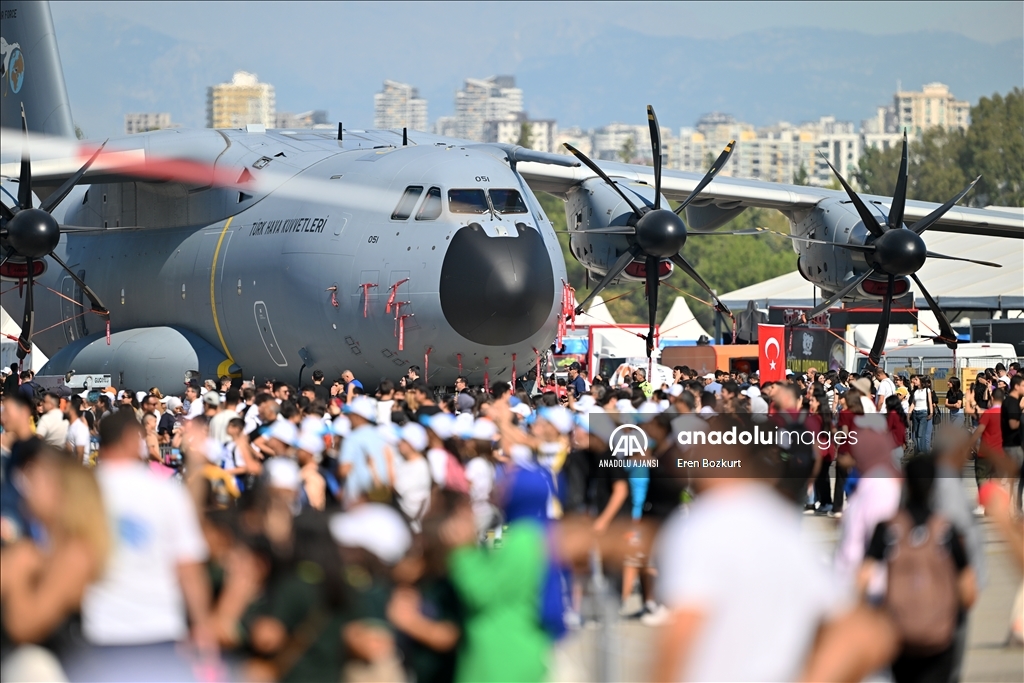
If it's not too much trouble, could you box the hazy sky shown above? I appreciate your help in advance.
[49,1,1024,137]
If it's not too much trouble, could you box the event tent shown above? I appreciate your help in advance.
[659,296,710,340]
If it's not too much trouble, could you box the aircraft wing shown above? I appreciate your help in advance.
[518,158,1024,239]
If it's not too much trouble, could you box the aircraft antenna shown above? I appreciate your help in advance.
[338,122,343,141]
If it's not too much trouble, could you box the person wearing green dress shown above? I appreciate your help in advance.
[445,463,554,683]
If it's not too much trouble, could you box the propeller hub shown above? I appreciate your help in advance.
[7,208,60,259]
[870,228,926,276]
[635,209,687,258]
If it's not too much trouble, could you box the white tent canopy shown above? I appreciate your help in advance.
[721,232,1024,311]
[659,296,710,340]
[573,294,616,328]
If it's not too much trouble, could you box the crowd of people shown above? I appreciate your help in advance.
[0,357,1021,683]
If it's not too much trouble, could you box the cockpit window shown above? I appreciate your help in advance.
[391,186,423,220]
[416,186,442,221]
[447,189,489,214]
[488,189,528,214]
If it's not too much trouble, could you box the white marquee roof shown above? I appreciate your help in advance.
[659,296,710,340]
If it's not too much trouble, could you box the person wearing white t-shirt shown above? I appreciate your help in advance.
[651,475,894,682]
[65,399,92,465]
[393,423,432,531]
[75,410,213,677]
[874,367,895,413]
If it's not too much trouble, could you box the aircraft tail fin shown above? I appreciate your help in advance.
[1,0,75,138]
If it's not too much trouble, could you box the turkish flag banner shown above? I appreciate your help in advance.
[758,324,786,383]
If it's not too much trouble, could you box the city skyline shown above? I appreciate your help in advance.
[50,2,1021,139]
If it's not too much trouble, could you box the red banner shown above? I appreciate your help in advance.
[758,324,786,383]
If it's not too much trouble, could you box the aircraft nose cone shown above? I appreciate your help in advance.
[636,208,687,257]
[7,208,60,259]
[871,228,926,276]
[440,223,555,346]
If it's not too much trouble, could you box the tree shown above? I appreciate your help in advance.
[792,163,810,186]
[516,122,533,149]
[912,128,967,203]
[619,136,636,164]
[963,88,1024,207]
[854,144,900,197]
[855,88,1023,208]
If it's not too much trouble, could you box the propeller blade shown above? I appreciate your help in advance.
[647,105,663,211]
[563,143,645,217]
[0,202,13,222]
[909,176,981,235]
[18,104,32,210]
[674,140,736,215]
[911,273,958,347]
[888,131,909,230]
[574,243,643,315]
[40,141,108,214]
[16,257,35,360]
[563,226,636,235]
[688,227,771,236]
[47,251,109,314]
[867,274,895,366]
[645,254,659,357]
[791,270,875,323]
[818,153,885,238]
[669,252,731,315]
[768,231,877,253]
[925,251,1001,268]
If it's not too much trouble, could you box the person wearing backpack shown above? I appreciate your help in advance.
[859,455,977,683]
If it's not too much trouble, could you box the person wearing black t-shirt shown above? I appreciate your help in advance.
[945,377,964,428]
[968,374,991,427]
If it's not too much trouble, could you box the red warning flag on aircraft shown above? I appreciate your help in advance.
[758,324,786,383]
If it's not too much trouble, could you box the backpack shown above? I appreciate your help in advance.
[444,452,469,494]
[774,410,817,504]
[884,511,959,655]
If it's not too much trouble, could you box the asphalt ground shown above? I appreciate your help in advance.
[550,484,1023,682]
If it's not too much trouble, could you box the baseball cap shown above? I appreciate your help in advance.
[203,392,221,406]
[456,393,476,413]
[343,395,378,423]
[742,386,761,399]
[511,403,532,419]
[329,505,412,565]
[703,373,715,380]
[400,422,429,452]
[266,457,301,491]
[538,406,573,434]
[669,384,684,397]
[569,361,582,371]
[470,418,498,441]
[851,377,872,395]
[426,413,456,440]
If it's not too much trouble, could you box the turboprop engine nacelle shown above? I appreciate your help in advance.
[563,177,673,282]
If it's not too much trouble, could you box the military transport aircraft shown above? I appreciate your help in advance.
[2,1,1021,392]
